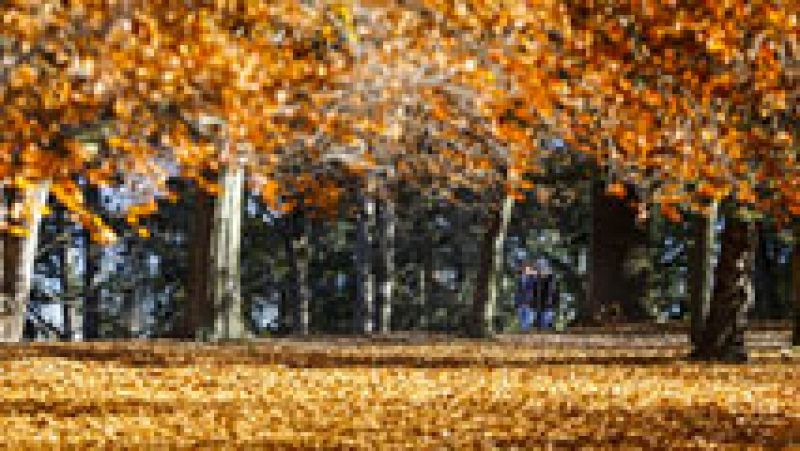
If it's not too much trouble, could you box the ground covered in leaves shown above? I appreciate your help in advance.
[0,333,798,448]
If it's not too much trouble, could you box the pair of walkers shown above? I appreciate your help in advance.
[515,262,558,332]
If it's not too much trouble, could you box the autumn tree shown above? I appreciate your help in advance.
[552,0,798,360]
[0,1,168,340]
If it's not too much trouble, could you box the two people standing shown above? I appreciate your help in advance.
[515,261,559,332]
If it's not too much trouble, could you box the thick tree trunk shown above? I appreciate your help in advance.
[585,181,649,324]
[470,194,513,337]
[693,214,756,362]
[210,165,245,340]
[377,196,396,333]
[753,223,780,319]
[792,225,800,347]
[354,181,377,334]
[184,165,245,341]
[688,203,717,351]
[184,185,214,339]
[0,182,50,342]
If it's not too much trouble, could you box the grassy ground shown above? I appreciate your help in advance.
[0,334,798,449]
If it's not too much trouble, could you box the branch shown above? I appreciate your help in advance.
[26,303,64,339]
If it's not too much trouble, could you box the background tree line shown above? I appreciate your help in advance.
[16,144,800,363]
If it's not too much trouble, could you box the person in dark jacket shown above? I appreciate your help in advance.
[532,262,559,329]
[515,263,537,332]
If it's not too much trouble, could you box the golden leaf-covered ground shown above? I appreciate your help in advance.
[0,336,798,448]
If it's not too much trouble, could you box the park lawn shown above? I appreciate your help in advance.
[0,338,797,449]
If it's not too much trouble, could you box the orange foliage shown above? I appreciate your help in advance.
[2,0,798,231]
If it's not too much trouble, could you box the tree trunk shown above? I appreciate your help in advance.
[210,165,245,340]
[688,203,717,351]
[292,215,312,336]
[377,196,396,333]
[282,223,298,334]
[82,230,100,340]
[415,203,435,331]
[753,223,779,320]
[792,225,800,347]
[184,185,214,339]
[184,165,245,341]
[121,283,142,339]
[58,206,79,341]
[586,181,649,324]
[0,182,50,342]
[456,208,477,330]
[693,213,756,362]
[82,186,102,340]
[354,180,376,334]
[61,248,80,341]
[120,242,142,338]
[419,242,433,331]
[470,194,514,337]
[279,284,292,334]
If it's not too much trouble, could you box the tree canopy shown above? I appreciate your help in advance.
[1,0,798,230]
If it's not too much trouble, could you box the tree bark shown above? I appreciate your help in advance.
[82,186,102,340]
[210,165,245,340]
[61,248,80,341]
[184,185,214,339]
[57,206,79,341]
[354,179,377,334]
[377,196,396,333]
[0,182,50,342]
[291,215,312,336]
[470,193,513,337]
[693,213,756,362]
[688,203,717,351]
[585,181,649,324]
[282,222,298,334]
[419,239,433,331]
[183,165,245,341]
[753,223,780,319]
[120,242,142,338]
[121,283,141,338]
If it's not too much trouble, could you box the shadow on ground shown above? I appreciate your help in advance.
[1,331,795,368]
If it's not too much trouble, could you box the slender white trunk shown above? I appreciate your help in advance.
[487,195,514,324]
[378,197,395,333]
[61,246,81,341]
[419,210,434,331]
[0,182,50,342]
[355,179,376,334]
[211,164,245,340]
